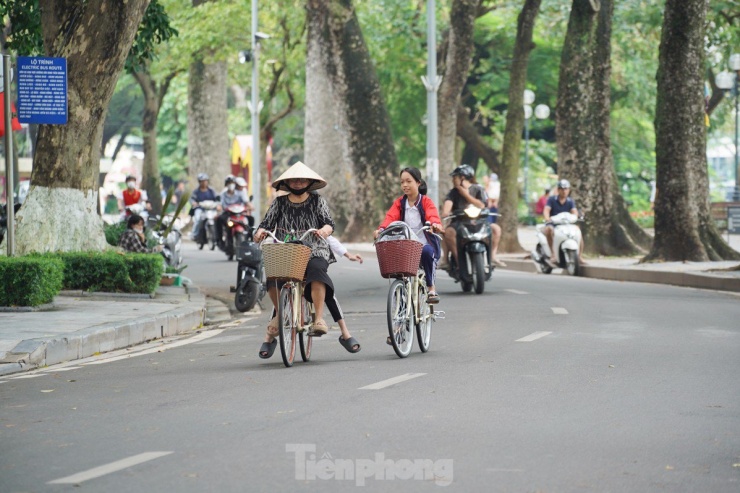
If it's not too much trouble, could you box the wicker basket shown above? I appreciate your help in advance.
[262,242,312,280]
[376,239,423,278]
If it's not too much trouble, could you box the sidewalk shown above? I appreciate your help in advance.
[0,285,207,377]
[344,227,740,293]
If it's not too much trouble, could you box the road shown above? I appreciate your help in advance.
[1,240,739,492]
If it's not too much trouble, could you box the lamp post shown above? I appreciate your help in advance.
[716,53,740,202]
[522,89,550,213]
[421,0,441,206]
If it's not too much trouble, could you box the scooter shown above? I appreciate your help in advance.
[195,200,219,251]
[230,226,265,312]
[442,205,494,294]
[531,212,582,276]
[223,203,253,261]
[150,215,183,269]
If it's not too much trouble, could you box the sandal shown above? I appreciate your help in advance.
[308,318,328,337]
[339,336,361,353]
[427,292,440,304]
[386,336,393,346]
[258,339,277,359]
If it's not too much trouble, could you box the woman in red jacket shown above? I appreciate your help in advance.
[375,167,445,304]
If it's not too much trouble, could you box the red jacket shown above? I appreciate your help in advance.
[379,194,442,230]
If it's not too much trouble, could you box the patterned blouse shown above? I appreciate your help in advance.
[259,193,336,264]
[119,229,151,253]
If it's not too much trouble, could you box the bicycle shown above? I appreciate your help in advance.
[375,222,445,358]
[261,229,324,367]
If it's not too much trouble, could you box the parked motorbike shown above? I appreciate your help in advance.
[149,215,183,269]
[230,227,266,312]
[442,205,494,294]
[195,200,219,251]
[223,203,253,261]
[531,212,583,276]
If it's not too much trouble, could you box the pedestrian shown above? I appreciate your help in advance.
[375,167,444,304]
[119,214,163,253]
[327,235,363,263]
[535,187,551,216]
[254,161,361,358]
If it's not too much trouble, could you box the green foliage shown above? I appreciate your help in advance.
[43,252,163,294]
[0,0,43,55]
[104,222,128,247]
[0,256,64,307]
[126,0,179,73]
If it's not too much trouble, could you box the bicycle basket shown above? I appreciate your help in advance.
[262,242,311,280]
[375,239,423,278]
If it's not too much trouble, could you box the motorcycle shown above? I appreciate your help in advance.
[230,227,266,313]
[442,205,494,294]
[124,202,149,223]
[223,203,253,261]
[149,215,183,269]
[531,212,583,276]
[194,200,219,251]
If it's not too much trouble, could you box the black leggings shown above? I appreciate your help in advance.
[270,257,344,322]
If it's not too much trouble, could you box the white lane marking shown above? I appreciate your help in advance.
[359,373,426,390]
[551,307,568,315]
[505,289,529,295]
[516,331,552,342]
[41,366,82,372]
[47,451,173,484]
[84,330,224,365]
[11,374,44,379]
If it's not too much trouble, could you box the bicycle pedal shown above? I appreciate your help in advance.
[433,310,446,320]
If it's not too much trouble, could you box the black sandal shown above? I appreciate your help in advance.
[258,339,277,359]
[427,292,440,304]
[338,336,361,353]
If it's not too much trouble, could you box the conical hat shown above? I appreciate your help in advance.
[272,161,327,192]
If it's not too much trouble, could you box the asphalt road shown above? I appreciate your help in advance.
[1,241,739,492]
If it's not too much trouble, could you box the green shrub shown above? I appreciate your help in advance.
[104,221,127,247]
[0,256,64,306]
[42,251,163,294]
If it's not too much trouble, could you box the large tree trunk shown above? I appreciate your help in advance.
[305,0,398,241]
[304,6,354,233]
[133,70,178,218]
[556,0,650,256]
[437,0,480,200]
[187,0,229,192]
[498,0,542,253]
[645,0,740,262]
[11,0,150,254]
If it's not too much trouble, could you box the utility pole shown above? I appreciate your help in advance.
[251,0,261,220]
[422,0,441,206]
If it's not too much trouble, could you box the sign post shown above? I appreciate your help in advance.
[3,55,14,256]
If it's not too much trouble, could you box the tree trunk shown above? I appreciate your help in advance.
[645,0,740,262]
[133,69,178,218]
[498,0,542,253]
[305,0,398,241]
[556,0,651,256]
[11,0,149,254]
[437,0,480,200]
[188,0,229,192]
[457,103,501,174]
[305,5,354,233]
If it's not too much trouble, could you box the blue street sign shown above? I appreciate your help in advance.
[16,56,68,125]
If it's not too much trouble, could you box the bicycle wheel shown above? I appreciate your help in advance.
[416,283,432,353]
[278,283,297,367]
[299,296,313,362]
[387,279,413,358]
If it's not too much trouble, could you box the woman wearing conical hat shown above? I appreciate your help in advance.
[254,161,361,358]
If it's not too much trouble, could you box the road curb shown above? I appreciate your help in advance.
[498,258,740,293]
[0,289,206,377]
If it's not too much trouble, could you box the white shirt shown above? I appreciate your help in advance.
[404,196,428,246]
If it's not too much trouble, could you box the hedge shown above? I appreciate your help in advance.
[104,222,128,247]
[49,251,163,294]
[0,256,64,307]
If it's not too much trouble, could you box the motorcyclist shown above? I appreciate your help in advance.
[543,179,585,265]
[234,176,255,226]
[440,164,506,269]
[189,173,218,241]
[216,176,248,250]
[119,175,144,215]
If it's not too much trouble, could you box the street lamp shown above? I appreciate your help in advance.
[238,1,270,220]
[523,90,550,214]
[715,52,740,202]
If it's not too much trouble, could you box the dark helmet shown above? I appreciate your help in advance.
[450,164,475,180]
[224,175,235,186]
[125,175,136,183]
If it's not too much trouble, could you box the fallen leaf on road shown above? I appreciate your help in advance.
[609,365,615,368]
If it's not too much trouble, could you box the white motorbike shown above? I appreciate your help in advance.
[150,215,183,269]
[195,200,219,250]
[532,212,582,276]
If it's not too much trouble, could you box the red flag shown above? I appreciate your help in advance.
[0,94,22,137]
